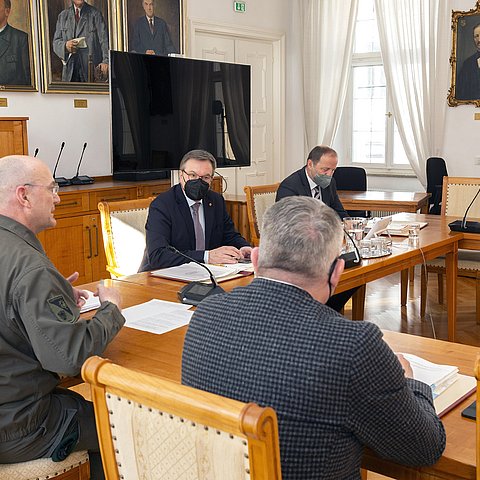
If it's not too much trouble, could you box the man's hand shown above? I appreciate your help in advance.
[95,283,122,310]
[239,246,252,260]
[98,63,109,75]
[396,353,413,378]
[66,272,89,308]
[146,49,155,55]
[66,39,78,54]
[207,246,242,264]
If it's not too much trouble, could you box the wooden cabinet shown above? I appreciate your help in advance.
[0,117,29,157]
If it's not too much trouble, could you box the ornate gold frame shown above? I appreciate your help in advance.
[37,0,119,94]
[448,1,480,107]
[0,0,37,92]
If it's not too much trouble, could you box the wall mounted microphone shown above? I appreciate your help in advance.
[449,187,480,233]
[166,245,225,306]
[53,142,70,187]
[33,148,39,157]
[70,142,94,185]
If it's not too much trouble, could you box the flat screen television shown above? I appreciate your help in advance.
[110,50,251,181]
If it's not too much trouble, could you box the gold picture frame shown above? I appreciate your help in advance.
[38,0,118,94]
[117,0,184,55]
[0,0,37,91]
[448,1,480,107]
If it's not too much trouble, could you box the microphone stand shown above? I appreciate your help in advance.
[340,229,362,268]
[166,245,225,306]
[53,142,70,187]
[449,187,480,233]
[70,142,94,185]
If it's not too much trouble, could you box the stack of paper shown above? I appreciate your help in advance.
[151,262,253,283]
[80,290,101,313]
[387,221,428,236]
[402,353,458,398]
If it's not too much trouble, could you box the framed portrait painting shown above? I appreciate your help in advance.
[118,0,184,56]
[448,1,480,107]
[0,0,37,91]
[38,0,118,93]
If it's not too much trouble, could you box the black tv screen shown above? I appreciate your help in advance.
[110,50,251,180]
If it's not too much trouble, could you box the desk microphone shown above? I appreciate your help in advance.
[166,245,225,306]
[70,142,94,185]
[449,187,480,233]
[52,142,70,187]
[340,229,362,268]
[33,148,39,157]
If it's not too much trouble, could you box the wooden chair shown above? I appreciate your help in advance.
[0,451,89,480]
[421,176,480,322]
[82,356,282,480]
[244,184,280,246]
[98,197,155,278]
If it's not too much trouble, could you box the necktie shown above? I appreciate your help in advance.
[149,18,154,34]
[313,186,321,200]
[191,203,205,250]
[75,8,80,22]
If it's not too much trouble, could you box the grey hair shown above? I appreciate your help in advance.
[179,149,217,172]
[258,196,343,280]
[0,156,38,201]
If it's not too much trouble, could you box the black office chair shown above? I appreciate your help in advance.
[426,157,448,215]
[333,166,369,217]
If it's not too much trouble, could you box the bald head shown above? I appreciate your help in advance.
[0,155,60,233]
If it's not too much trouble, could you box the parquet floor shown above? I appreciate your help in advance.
[343,267,480,480]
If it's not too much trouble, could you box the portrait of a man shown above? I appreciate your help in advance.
[130,0,176,55]
[456,22,480,101]
[0,0,32,87]
[126,0,182,56]
[52,0,109,83]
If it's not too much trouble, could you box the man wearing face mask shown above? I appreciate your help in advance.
[182,197,445,480]
[276,145,347,218]
[276,145,353,312]
[139,149,251,271]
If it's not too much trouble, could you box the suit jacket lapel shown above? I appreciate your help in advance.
[299,168,313,197]
[174,185,196,247]
[0,27,10,59]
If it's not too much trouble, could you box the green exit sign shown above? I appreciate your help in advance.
[233,1,246,13]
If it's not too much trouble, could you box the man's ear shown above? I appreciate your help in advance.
[15,186,30,207]
[329,257,345,292]
[251,247,260,273]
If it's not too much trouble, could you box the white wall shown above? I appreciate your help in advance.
[1,0,288,176]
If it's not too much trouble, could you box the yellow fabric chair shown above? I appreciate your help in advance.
[421,176,480,322]
[0,450,89,480]
[98,197,155,278]
[244,184,280,247]
[82,356,282,480]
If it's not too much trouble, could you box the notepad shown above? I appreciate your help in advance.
[386,221,428,236]
[80,290,101,313]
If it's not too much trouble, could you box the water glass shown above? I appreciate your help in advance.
[408,223,420,248]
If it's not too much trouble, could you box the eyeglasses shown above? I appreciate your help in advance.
[182,170,213,183]
[24,183,60,195]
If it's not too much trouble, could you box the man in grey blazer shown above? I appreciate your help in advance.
[130,0,176,56]
[52,0,109,82]
[182,196,445,479]
[0,0,31,86]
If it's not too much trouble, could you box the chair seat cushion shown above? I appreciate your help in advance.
[426,249,480,271]
[0,450,88,480]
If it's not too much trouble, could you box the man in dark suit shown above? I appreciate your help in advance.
[182,196,445,479]
[139,149,250,271]
[276,145,347,217]
[52,0,109,82]
[0,0,31,86]
[130,0,176,56]
[277,145,354,312]
[456,23,480,101]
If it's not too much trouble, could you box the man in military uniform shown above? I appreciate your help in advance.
[0,155,125,478]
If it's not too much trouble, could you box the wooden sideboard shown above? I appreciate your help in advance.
[37,177,252,285]
[0,117,29,157]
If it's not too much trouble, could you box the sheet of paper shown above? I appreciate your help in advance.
[151,262,253,282]
[80,290,101,313]
[123,299,193,335]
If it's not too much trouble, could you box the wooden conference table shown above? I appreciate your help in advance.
[80,274,478,480]
[337,190,430,214]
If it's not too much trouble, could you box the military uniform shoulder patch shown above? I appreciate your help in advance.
[47,295,76,323]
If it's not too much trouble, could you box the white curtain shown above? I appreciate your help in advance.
[299,0,359,149]
[374,0,451,186]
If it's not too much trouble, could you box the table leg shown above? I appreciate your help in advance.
[445,246,458,342]
[401,269,408,306]
[352,284,366,320]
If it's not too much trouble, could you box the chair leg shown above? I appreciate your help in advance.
[409,266,415,282]
[437,273,443,305]
[420,265,427,318]
[476,278,480,325]
[400,269,408,306]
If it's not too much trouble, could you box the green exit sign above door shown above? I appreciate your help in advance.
[233,1,246,13]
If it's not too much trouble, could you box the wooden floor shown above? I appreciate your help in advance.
[343,267,480,480]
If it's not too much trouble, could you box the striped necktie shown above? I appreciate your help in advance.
[313,186,321,200]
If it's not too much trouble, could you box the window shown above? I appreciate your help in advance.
[347,0,410,171]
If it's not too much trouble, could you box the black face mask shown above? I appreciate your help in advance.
[184,178,210,201]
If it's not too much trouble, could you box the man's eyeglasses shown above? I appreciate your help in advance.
[182,170,213,183]
[24,183,60,195]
